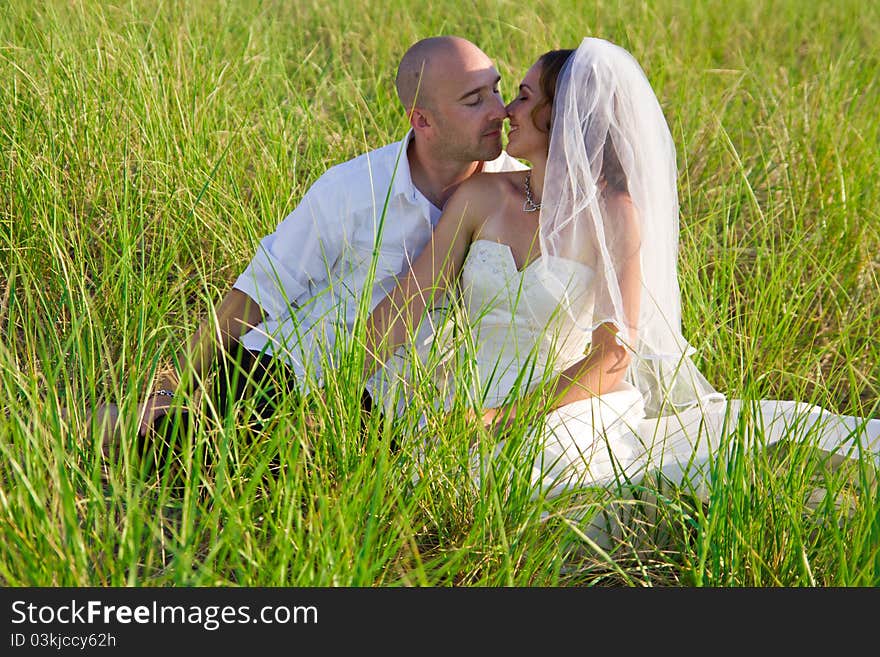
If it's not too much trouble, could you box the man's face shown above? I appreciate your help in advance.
[421,50,507,163]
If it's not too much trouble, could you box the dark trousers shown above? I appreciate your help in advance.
[139,341,297,475]
[140,341,376,475]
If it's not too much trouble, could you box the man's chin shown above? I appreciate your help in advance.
[478,140,503,161]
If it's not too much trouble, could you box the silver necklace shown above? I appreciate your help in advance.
[523,172,542,212]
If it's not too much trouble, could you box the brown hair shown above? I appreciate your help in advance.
[531,49,574,131]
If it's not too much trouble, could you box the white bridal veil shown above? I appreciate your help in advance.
[539,37,723,416]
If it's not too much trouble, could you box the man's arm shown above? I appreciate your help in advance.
[172,288,264,388]
[141,288,264,436]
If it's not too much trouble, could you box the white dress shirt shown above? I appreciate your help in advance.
[233,133,526,393]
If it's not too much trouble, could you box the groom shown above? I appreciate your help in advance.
[129,36,525,443]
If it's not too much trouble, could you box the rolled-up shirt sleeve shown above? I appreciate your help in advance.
[233,177,345,318]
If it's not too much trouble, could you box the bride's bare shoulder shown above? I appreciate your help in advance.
[447,171,525,209]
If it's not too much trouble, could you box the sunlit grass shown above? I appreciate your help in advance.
[1,0,878,586]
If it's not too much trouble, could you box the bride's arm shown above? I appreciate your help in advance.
[542,321,633,408]
[480,321,632,428]
[362,180,487,378]
[543,201,642,409]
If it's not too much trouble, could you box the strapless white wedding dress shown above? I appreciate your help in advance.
[435,239,880,500]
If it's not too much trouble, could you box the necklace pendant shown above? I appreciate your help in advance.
[522,200,541,213]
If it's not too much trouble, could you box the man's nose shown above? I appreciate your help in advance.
[490,94,508,119]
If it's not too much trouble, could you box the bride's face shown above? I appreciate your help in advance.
[504,61,551,161]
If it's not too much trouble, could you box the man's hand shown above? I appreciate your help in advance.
[137,394,175,437]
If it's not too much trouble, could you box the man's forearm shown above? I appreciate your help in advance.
[157,288,265,391]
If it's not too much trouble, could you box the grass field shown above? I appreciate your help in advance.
[1,0,878,586]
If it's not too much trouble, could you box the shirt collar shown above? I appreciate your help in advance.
[389,130,420,204]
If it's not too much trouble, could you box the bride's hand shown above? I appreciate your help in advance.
[469,407,517,438]
[461,406,523,441]
[462,407,499,428]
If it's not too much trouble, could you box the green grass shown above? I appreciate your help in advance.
[1,0,878,586]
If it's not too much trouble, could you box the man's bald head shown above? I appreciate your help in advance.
[395,36,493,110]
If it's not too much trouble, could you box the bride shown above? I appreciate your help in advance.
[363,37,879,505]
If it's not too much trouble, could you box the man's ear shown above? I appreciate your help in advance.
[409,107,431,131]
